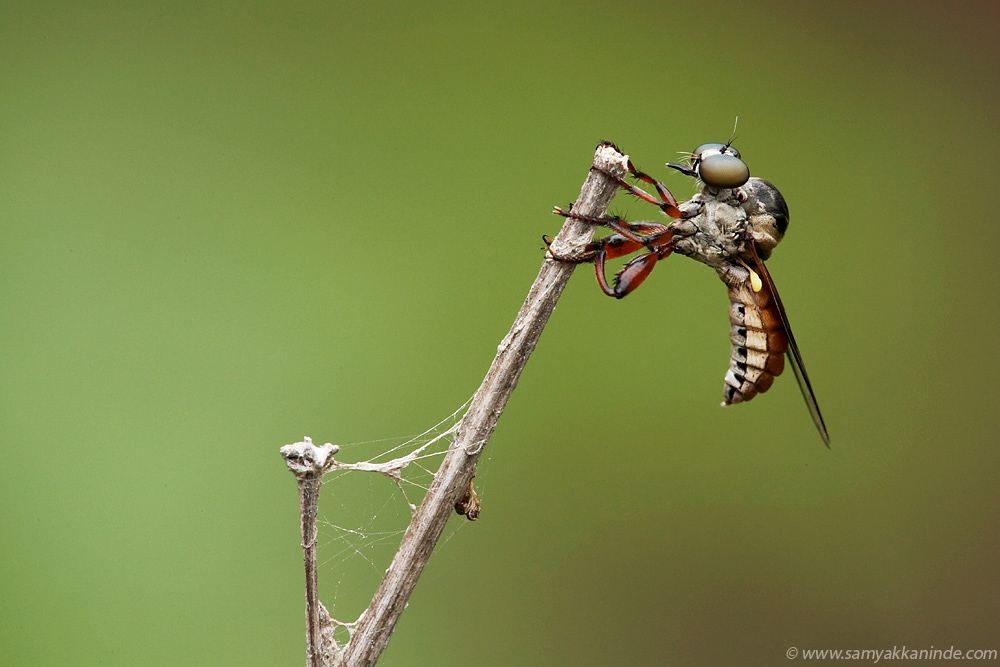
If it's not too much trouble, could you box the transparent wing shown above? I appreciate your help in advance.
[749,248,831,447]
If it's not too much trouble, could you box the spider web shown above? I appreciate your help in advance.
[313,398,474,628]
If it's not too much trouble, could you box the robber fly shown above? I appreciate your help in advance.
[545,141,830,446]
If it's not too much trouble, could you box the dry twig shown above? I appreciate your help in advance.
[281,142,628,666]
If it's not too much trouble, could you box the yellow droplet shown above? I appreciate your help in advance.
[749,268,762,292]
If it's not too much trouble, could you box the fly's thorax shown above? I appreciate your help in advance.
[669,189,749,269]
[739,177,789,261]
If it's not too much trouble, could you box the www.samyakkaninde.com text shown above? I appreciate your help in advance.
[786,646,997,661]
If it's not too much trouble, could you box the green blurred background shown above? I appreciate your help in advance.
[3,1,998,664]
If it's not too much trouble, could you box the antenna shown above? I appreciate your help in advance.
[727,116,740,147]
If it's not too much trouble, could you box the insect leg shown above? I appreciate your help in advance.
[543,234,620,297]
[590,164,684,219]
[543,231,673,299]
[624,160,683,213]
[611,237,675,298]
[552,207,668,246]
[547,205,674,298]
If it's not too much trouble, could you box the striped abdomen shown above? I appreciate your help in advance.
[723,272,789,405]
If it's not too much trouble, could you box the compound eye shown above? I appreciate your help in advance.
[698,154,750,188]
[692,143,726,159]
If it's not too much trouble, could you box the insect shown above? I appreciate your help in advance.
[545,141,830,446]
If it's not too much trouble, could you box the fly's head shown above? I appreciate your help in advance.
[668,142,750,190]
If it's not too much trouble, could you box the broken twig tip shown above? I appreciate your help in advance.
[281,439,340,477]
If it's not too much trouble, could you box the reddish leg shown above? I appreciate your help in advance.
[545,209,674,299]
[552,206,666,246]
[591,162,684,219]
[609,235,675,297]
[547,148,680,297]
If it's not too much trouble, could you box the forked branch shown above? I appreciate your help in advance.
[282,142,628,667]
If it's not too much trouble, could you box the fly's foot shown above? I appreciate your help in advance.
[597,140,622,154]
[542,234,574,263]
[543,234,598,264]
